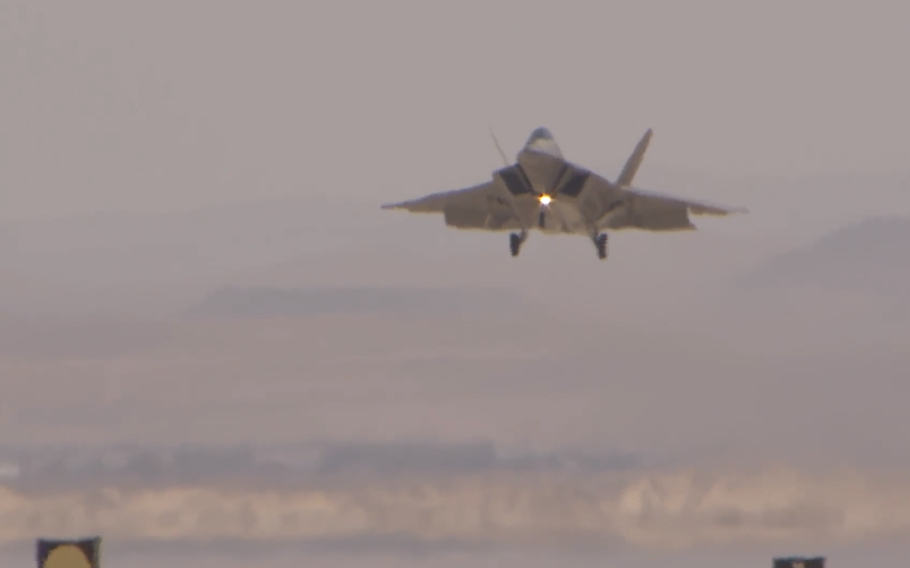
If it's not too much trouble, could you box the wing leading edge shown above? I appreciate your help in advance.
[380,182,494,214]
[576,171,747,232]
[626,187,749,216]
[381,170,538,232]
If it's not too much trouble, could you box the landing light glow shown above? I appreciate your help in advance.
[539,194,552,206]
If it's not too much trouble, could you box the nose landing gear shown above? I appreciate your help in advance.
[594,233,608,260]
[509,230,528,257]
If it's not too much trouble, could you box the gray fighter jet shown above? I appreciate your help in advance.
[381,127,747,260]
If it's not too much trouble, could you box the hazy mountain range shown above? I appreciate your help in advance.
[0,165,907,317]
[737,215,910,298]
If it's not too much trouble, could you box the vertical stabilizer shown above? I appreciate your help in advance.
[616,128,653,187]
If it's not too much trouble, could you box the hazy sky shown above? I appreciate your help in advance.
[2,0,910,220]
[2,3,910,566]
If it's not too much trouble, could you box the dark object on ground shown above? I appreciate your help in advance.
[36,537,101,568]
[773,556,825,568]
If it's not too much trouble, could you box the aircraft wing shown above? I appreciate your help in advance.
[578,172,747,231]
[381,179,531,231]
[624,186,748,216]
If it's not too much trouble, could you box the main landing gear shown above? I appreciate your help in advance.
[511,231,608,260]
[511,205,546,256]
[509,230,528,257]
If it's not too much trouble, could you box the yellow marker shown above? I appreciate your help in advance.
[44,545,92,568]
[37,538,100,568]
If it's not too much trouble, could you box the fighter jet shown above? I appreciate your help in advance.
[381,127,747,260]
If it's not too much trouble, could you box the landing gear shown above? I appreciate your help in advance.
[593,233,608,260]
[509,230,528,257]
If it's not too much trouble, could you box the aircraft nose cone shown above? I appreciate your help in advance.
[527,127,554,144]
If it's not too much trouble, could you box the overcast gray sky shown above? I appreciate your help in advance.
[2,0,909,220]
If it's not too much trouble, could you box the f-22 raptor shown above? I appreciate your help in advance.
[381,127,747,260]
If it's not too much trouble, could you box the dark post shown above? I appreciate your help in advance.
[773,557,826,568]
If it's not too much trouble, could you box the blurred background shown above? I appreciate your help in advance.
[1,1,909,566]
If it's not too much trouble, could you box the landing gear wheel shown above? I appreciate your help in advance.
[596,233,608,260]
[509,233,522,257]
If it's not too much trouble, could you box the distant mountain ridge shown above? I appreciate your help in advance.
[1,169,908,318]
[735,215,910,299]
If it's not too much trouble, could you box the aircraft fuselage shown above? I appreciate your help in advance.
[513,146,595,236]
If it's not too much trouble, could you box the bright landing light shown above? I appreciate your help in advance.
[539,194,552,206]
